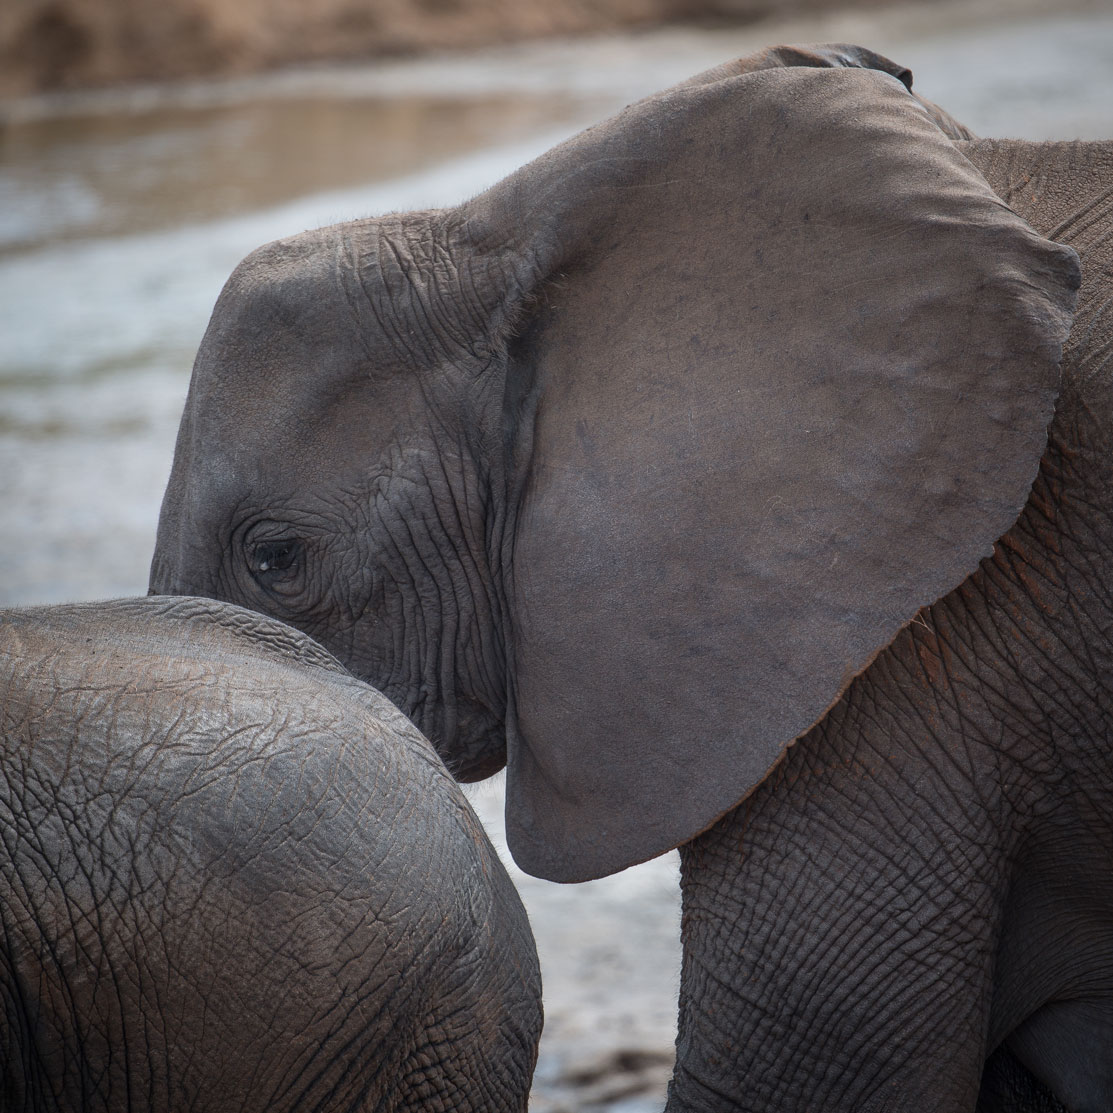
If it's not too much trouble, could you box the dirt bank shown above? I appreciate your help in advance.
[1,0,890,96]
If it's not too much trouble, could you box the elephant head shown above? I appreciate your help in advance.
[150,46,1079,883]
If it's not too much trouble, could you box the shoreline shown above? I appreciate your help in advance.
[3,0,1106,125]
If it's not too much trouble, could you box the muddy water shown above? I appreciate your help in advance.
[2,1,1112,1109]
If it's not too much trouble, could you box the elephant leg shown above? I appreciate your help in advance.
[666,652,1010,1112]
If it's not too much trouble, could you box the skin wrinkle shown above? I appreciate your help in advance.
[424,449,506,730]
[1049,184,1113,244]
[376,484,444,709]
[0,828,69,1105]
[387,499,452,716]
[684,845,984,1107]
[902,646,1006,835]
[360,224,421,373]
[417,462,477,713]
[17,816,98,1106]
[336,233,382,373]
[672,514,1099,1104]
[374,219,454,371]
[3,602,540,1112]
[772,879,931,1062]
[270,977,390,1111]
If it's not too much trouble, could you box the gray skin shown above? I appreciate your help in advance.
[0,596,541,1113]
[671,136,1112,1113]
[149,43,1111,1113]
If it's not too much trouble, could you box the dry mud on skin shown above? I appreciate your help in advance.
[4,0,1113,1109]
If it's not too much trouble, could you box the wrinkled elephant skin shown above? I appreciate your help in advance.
[0,596,541,1112]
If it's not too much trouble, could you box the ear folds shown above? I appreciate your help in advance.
[674,40,974,139]
[463,66,1078,882]
[674,41,912,90]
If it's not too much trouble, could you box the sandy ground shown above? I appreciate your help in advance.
[2,1,1111,1107]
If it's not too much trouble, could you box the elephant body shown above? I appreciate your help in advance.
[671,137,1113,1111]
[149,44,1111,1112]
[0,596,541,1112]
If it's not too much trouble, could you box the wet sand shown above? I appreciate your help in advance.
[3,1,1111,1107]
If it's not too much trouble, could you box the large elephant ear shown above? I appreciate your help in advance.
[461,67,1079,882]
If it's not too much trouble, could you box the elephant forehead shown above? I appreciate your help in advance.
[204,253,363,394]
[187,239,451,483]
[200,234,407,410]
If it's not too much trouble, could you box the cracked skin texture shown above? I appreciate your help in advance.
[0,595,541,1113]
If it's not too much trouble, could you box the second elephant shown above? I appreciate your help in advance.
[0,596,541,1112]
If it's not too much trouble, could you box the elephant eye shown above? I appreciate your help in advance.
[251,539,301,579]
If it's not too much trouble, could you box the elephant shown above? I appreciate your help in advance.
[0,595,541,1112]
[148,42,1113,1112]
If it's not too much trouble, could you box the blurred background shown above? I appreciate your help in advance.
[2,0,1111,1108]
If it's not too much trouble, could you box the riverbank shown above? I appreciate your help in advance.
[1,0,892,97]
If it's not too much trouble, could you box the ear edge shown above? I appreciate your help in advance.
[478,66,1079,881]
